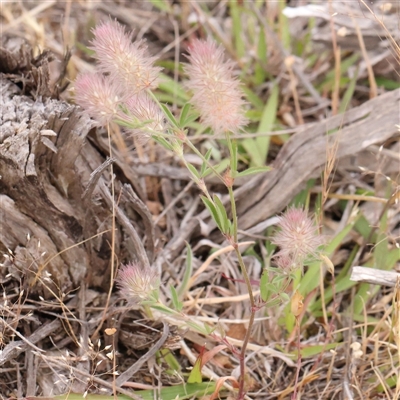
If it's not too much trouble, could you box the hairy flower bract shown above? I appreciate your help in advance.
[184,38,247,134]
[120,93,167,142]
[91,20,161,93]
[116,263,160,304]
[74,72,123,125]
[272,207,323,268]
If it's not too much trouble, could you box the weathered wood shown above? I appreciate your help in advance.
[0,43,152,295]
[235,88,400,230]
[159,88,400,262]
[350,266,400,287]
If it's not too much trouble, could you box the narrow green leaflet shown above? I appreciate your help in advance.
[260,269,269,302]
[179,102,192,127]
[200,148,213,177]
[236,166,272,177]
[177,242,193,299]
[201,196,222,231]
[50,382,218,400]
[152,135,174,151]
[160,103,179,128]
[186,162,201,180]
[213,194,230,234]
[170,285,183,311]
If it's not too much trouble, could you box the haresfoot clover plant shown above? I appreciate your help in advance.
[74,19,325,400]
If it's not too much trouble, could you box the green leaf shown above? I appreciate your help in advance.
[213,194,229,234]
[160,103,179,128]
[176,242,193,300]
[186,162,201,180]
[148,0,171,12]
[51,382,218,400]
[300,343,339,358]
[170,285,183,312]
[203,158,230,178]
[181,111,200,126]
[255,83,279,162]
[200,148,213,177]
[242,86,265,109]
[185,320,212,335]
[242,83,279,166]
[187,347,205,383]
[179,102,192,127]
[201,196,222,231]
[152,135,174,151]
[279,292,290,302]
[260,269,269,302]
[158,348,181,374]
[150,304,176,315]
[236,166,272,177]
[254,26,267,85]
[158,73,189,102]
[339,66,358,114]
[229,0,245,58]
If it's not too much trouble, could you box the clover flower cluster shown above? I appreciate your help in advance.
[74,19,164,140]
[74,20,249,303]
[74,20,247,139]
[184,38,247,134]
[272,207,323,270]
[116,263,160,305]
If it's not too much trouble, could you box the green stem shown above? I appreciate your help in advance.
[147,89,226,185]
[225,132,256,400]
[184,138,225,184]
[143,304,154,319]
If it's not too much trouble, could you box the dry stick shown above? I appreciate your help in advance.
[42,356,141,399]
[292,317,302,400]
[81,157,116,201]
[115,321,169,387]
[349,5,377,99]
[183,290,261,308]
[359,0,400,66]
[99,180,150,269]
[285,56,304,125]
[154,180,194,226]
[3,1,56,33]
[325,193,387,203]
[329,0,340,116]
[122,184,156,263]
[74,284,90,394]
[350,266,400,287]
[188,241,254,289]
[0,319,60,366]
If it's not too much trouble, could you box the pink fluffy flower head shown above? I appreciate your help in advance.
[272,208,323,268]
[91,20,161,94]
[120,92,167,142]
[116,263,160,305]
[74,72,123,125]
[184,38,247,134]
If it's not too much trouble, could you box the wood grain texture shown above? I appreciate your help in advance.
[235,88,400,230]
